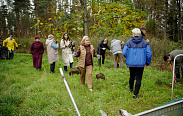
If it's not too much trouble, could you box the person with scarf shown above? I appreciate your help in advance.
[73,36,98,91]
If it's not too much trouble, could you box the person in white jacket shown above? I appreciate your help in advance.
[60,33,73,72]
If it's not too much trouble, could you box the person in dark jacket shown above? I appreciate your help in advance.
[96,39,111,67]
[163,50,183,79]
[30,36,44,71]
[123,28,152,99]
[140,26,149,43]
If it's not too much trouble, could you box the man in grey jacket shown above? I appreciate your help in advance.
[111,39,125,68]
[163,50,183,79]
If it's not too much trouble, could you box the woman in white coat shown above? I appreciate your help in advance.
[60,33,73,72]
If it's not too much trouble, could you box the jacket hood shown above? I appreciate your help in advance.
[132,36,143,44]
[111,39,117,44]
[46,38,53,46]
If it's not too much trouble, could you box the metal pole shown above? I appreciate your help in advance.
[59,68,81,116]
[171,54,183,101]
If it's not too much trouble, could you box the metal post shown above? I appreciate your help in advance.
[171,54,183,101]
[59,68,81,116]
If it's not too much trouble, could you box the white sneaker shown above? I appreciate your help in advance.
[89,89,93,91]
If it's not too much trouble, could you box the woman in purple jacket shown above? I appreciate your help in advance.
[30,36,44,71]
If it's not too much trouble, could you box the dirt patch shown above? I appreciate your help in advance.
[156,84,163,87]
[166,84,172,88]
[152,64,168,71]
[96,73,105,80]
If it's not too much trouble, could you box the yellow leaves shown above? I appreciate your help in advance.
[48,18,52,20]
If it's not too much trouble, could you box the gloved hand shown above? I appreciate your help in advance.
[110,50,111,52]
[97,54,101,59]
[102,48,106,50]
[73,52,77,57]
[16,47,18,49]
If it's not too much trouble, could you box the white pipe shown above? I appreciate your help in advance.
[59,68,81,116]
[171,54,183,101]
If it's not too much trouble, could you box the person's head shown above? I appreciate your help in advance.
[132,28,141,37]
[103,39,108,45]
[81,36,90,45]
[48,34,54,39]
[71,41,76,47]
[163,54,171,63]
[140,26,146,35]
[63,33,70,40]
[10,35,13,40]
[35,35,40,42]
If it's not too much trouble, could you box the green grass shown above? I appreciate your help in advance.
[0,53,183,116]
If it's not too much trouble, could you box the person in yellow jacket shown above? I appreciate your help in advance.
[3,35,18,59]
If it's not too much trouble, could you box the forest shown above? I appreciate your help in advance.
[0,0,183,42]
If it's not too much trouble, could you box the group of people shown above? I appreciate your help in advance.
[1,26,183,99]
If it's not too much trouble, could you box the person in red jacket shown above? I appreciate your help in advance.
[30,36,44,71]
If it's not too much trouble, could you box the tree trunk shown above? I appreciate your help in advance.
[35,0,40,37]
[16,12,20,38]
[83,0,89,36]
[9,12,11,35]
[154,0,156,20]
[164,0,168,39]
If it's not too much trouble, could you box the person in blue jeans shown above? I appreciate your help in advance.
[123,28,152,99]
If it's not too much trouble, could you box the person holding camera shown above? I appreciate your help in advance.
[60,33,73,72]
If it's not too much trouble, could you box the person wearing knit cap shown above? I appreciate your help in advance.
[30,35,44,71]
[123,28,152,99]
[46,34,59,73]
[3,35,18,59]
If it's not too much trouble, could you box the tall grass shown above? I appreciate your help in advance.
[0,52,182,115]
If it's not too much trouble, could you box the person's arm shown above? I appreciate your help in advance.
[51,42,59,50]
[107,45,111,50]
[60,39,66,49]
[40,43,44,54]
[3,38,8,47]
[122,45,128,58]
[146,44,152,66]
[14,40,18,48]
[75,46,81,57]
[30,43,34,54]
[93,49,97,57]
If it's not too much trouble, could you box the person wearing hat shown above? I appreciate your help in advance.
[3,35,18,59]
[73,36,98,91]
[46,34,59,73]
[96,39,111,67]
[123,28,152,99]
[60,33,73,72]
[30,36,44,71]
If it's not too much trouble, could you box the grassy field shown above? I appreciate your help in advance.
[0,53,183,116]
